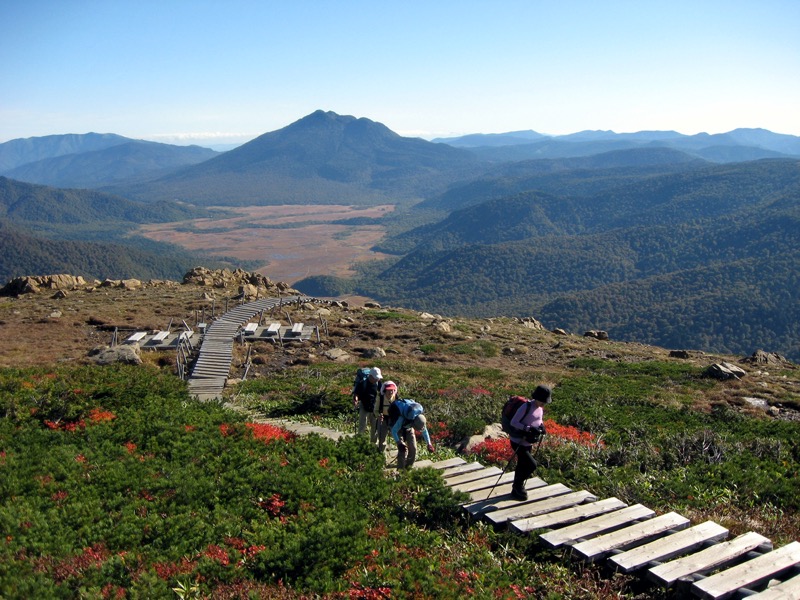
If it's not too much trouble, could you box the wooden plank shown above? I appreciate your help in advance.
[571,512,690,563]
[451,472,514,494]
[609,520,729,573]
[424,457,467,470]
[243,322,258,333]
[747,572,800,599]
[659,534,768,588]
[540,504,655,549]
[152,330,170,341]
[464,477,548,505]
[510,497,628,534]
[475,483,572,519]
[487,489,596,526]
[692,541,800,600]
[445,466,502,487]
[266,322,281,333]
[440,462,486,478]
[126,331,147,342]
[290,322,304,334]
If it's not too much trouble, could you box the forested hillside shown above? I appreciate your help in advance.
[0,177,207,226]
[0,224,203,282]
[297,158,800,360]
[0,178,228,283]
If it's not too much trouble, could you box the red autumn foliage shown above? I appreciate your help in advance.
[88,408,116,423]
[347,581,393,599]
[44,543,111,582]
[203,544,231,566]
[51,489,69,504]
[257,493,285,516]
[467,419,602,465]
[245,422,296,443]
[152,557,195,580]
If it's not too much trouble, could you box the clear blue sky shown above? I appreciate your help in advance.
[2,0,799,147]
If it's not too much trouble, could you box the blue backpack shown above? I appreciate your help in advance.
[389,398,423,425]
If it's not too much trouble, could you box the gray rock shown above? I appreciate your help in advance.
[89,344,142,366]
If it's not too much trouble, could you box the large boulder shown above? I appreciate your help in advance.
[88,344,143,366]
[704,362,747,380]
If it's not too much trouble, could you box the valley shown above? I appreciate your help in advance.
[136,204,396,284]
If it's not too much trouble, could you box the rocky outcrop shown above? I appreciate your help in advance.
[0,274,87,296]
[742,349,792,367]
[517,317,545,330]
[88,344,143,366]
[584,330,609,340]
[182,267,296,297]
[704,362,747,380]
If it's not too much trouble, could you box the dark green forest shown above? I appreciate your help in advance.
[297,158,800,361]
[0,224,212,282]
[0,178,233,283]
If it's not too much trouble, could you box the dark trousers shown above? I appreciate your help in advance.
[510,441,537,489]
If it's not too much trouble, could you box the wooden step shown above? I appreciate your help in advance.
[647,531,772,588]
[464,477,548,505]
[418,457,467,470]
[692,541,800,599]
[571,512,690,563]
[540,504,655,548]
[510,497,628,534]
[474,483,572,518]
[450,471,515,494]
[444,466,502,487]
[609,520,729,573]
[746,571,800,598]
[487,489,596,526]
[440,462,487,478]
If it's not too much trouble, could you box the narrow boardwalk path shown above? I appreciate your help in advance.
[266,418,800,599]
[187,295,308,401]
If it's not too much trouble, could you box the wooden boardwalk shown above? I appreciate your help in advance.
[261,418,800,599]
[425,456,800,599]
[187,295,309,401]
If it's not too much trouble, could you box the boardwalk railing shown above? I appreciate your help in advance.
[186,295,309,401]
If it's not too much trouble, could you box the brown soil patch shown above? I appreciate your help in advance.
[137,204,396,283]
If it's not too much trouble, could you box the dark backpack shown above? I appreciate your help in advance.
[353,368,379,412]
[501,395,532,436]
[352,367,372,393]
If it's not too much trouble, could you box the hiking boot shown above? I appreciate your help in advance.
[510,485,528,501]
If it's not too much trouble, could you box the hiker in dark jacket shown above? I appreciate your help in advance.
[353,367,382,444]
[388,398,435,469]
[508,385,551,500]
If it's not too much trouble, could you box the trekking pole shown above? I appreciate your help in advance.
[485,443,522,500]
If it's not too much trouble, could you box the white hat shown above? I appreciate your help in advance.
[370,367,382,379]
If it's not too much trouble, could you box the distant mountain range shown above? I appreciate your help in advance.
[2,111,800,359]
[433,127,800,163]
[0,134,218,189]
